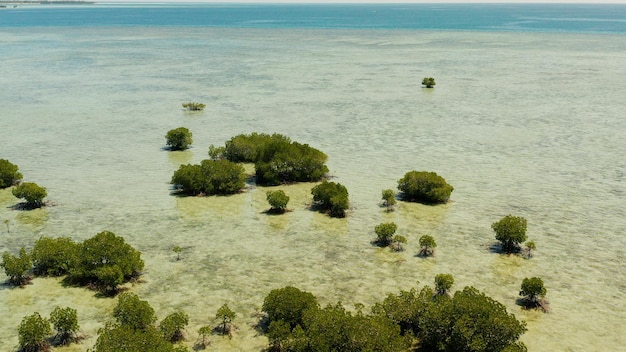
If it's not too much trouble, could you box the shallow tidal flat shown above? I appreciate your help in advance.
[0,27,625,351]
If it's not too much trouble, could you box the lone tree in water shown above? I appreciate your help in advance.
[422,77,436,88]
[0,159,23,188]
[434,273,454,296]
[266,190,290,214]
[1,247,33,286]
[374,222,398,247]
[398,171,453,204]
[519,277,547,309]
[215,303,236,336]
[12,182,47,208]
[492,215,528,253]
[165,127,193,151]
[390,235,407,252]
[50,306,80,346]
[418,235,437,257]
[381,189,397,211]
[182,102,205,111]
[524,241,536,258]
[18,312,52,352]
[311,181,349,218]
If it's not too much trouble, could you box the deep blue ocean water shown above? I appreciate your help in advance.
[1,3,626,33]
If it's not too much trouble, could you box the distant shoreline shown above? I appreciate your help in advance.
[0,1,93,4]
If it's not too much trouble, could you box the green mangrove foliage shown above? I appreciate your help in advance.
[12,182,47,208]
[196,326,212,349]
[171,159,246,196]
[113,293,156,331]
[165,127,193,151]
[221,133,329,185]
[215,303,236,336]
[390,235,407,252]
[381,188,397,211]
[159,311,189,342]
[434,273,454,296]
[525,240,536,258]
[182,102,205,111]
[0,158,22,188]
[373,283,527,352]
[519,277,547,308]
[310,181,349,218]
[422,77,436,88]
[95,293,188,352]
[1,247,32,286]
[50,306,80,346]
[266,190,290,213]
[262,286,319,330]
[4,233,143,294]
[374,222,398,247]
[263,287,409,352]
[492,215,528,253]
[18,312,52,352]
[418,235,437,257]
[69,231,144,294]
[31,236,78,276]
[398,171,453,204]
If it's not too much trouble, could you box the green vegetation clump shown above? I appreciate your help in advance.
[263,287,409,352]
[12,182,47,208]
[182,102,205,111]
[434,273,454,296]
[373,222,398,247]
[1,247,32,286]
[266,190,290,213]
[422,77,436,88]
[418,286,527,351]
[94,323,180,352]
[67,231,144,294]
[18,312,51,352]
[215,303,236,336]
[95,293,188,352]
[113,292,156,331]
[262,286,319,329]
[0,158,22,188]
[171,159,246,196]
[381,188,397,211]
[221,133,329,185]
[50,306,80,346]
[398,171,453,204]
[165,127,193,151]
[524,240,536,258]
[418,235,437,257]
[196,326,212,349]
[159,311,189,342]
[492,215,528,253]
[519,277,547,308]
[31,237,78,276]
[390,235,407,252]
[311,181,349,218]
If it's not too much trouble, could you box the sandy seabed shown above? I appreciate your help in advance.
[0,28,625,351]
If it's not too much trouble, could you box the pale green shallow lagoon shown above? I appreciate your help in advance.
[0,28,625,351]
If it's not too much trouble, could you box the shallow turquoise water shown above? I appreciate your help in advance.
[0,27,625,351]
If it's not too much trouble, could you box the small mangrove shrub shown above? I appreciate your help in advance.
[374,222,398,247]
[398,171,453,204]
[492,215,528,253]
[182,102,205,111]
[0,158,22,188]
[12,182,47,208]
[266,190,290,214]
[165,127,193,151]
[311,181,349,218]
